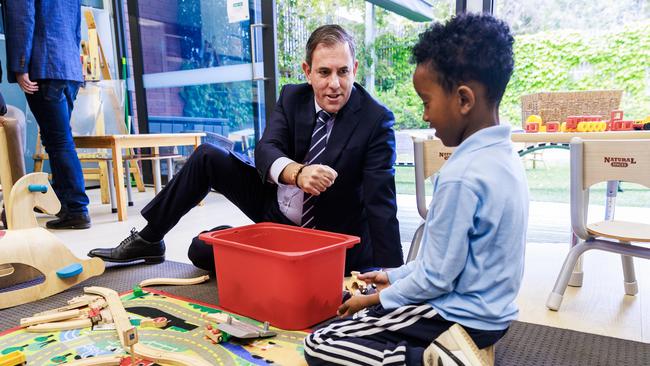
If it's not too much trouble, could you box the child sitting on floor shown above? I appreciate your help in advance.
[303,13,529,366]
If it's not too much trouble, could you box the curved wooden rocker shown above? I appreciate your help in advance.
[0,173,105,309]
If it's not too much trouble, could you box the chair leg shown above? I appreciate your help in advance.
[107,161,117,214]
[546,240,590,311]
[124,160,134,207]
[621,251,638,296]
[98,161,110,204]
[33,159,43,173]
[406,222,425,263]
[153,159,162,194]
[568,233,584,287]
[166,157,174,184]
[131,160,145,192]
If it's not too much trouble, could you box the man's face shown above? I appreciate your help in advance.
[302,42,358,114]
[412,64,466,147]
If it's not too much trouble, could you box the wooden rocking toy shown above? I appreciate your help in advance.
[0,122,105,310]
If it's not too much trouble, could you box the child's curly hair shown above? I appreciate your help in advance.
[412,13,514,104]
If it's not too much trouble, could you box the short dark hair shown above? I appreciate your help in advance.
[305,24,356,67]
[412,13,514,104]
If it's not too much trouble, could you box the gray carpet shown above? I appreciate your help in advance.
[1,261,649,366]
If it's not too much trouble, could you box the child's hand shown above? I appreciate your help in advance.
[337,294,379,318]
[357,271,390,291]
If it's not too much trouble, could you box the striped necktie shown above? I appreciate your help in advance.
[301,110,333,228]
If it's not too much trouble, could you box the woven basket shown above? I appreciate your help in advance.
[520,90,623,124]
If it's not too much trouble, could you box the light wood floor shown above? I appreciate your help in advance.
[44,188,650,343]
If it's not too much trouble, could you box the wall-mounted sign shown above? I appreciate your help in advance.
[227,0,250,23]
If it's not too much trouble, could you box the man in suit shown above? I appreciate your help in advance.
[4,0,91,229]
[88,25,403,273]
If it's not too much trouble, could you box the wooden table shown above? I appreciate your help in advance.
[73,133,205,221]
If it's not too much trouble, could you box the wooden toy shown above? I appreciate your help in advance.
[0,123,105,310]
[525,121,539,133]
[202,312,275,343]
[85,286,214,366]
[122,326,138,366]
[21,309,83,327]
[216,315,275,340]
[523,109,649,134]
[0,350,26,366]
[26,318,93,333]
[545,121,560,132]
[524,114,542,133]
[204,324,226,344]
[0,173,105,309]
[140,317,168,328]
[139,274,210,287]
[201,312,231,324]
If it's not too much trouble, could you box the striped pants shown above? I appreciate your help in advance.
[303,304,506,366]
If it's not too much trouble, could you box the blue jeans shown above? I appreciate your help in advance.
[26,79,89,214]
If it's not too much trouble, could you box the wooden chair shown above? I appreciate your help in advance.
[31,83,145,211]
[406,137,454,262]
[546,138,650,310]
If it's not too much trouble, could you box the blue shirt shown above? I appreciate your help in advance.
[380,125,529,331]
[5,0,83,83]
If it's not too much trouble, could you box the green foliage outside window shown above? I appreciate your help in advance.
[280,17,650,129]
[502,21,650,125]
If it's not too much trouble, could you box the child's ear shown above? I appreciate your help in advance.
[457,85,475,115]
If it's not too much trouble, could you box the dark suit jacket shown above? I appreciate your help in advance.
[255,82,404,271]
[4,0,83,83]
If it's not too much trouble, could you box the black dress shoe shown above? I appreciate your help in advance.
[46,212,91,230]
[88,228,165,264]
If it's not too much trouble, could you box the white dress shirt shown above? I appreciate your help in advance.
[268,101,335,224]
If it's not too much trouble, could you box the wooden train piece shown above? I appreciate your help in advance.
[20,293,110,333]
[524,110,649,133]
[138,274,210,287]
[204,324,226,344]
[139,317,169,328]
[85,286,214,366]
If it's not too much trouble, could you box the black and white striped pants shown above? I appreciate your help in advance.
[303,304,506,366]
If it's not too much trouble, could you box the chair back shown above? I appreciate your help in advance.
[413,137,454,219]
[570,138,650,238]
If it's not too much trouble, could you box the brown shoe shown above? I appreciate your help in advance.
[423,324,494,366]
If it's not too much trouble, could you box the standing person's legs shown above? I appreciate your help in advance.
[304,304,506,366]
[25,79,90,229]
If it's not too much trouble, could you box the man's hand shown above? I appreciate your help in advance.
[297,164,337,196]
[337,293,380,318]
[15,73,38,94]
[357,271,391,291]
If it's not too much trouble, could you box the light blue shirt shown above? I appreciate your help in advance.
[380,125,529,331]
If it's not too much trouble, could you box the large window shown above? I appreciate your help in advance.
[132,0,272,156]
[496,0,650,125]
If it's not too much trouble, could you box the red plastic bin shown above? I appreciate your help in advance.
[199,222,360,330]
